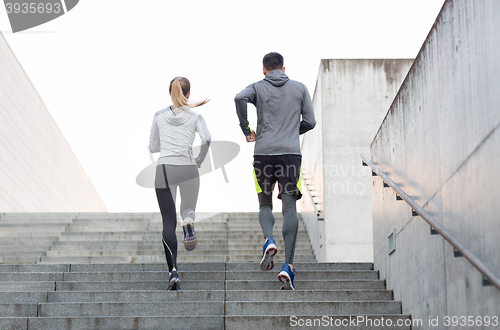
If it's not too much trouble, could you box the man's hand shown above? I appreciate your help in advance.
[246,131,256,142]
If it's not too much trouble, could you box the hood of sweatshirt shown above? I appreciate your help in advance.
[161,106,192,126]
[263,69,289,87]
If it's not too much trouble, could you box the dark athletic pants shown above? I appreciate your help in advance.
[155,164,199,272]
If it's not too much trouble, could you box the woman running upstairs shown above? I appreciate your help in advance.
[149,76,211,290]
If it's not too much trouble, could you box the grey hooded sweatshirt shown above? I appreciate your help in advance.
[235,69,316,156]
[149,106,211,166]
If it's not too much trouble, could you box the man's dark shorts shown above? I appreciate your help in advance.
[253,154,302,200]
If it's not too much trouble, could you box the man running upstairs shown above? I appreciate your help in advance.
[234,52,316,290]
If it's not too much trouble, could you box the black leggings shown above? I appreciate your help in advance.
[155,164,200,271]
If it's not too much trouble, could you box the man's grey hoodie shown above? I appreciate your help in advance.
[149,106,211,166]
[235,69,316,156]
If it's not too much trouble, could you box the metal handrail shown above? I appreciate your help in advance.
[361,153,500,290]
[301,174,323,220]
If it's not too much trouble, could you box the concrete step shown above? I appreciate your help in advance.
[225,249,314,256]
[62,271,225,282]
[56,280,225,291]
[224,315,411,330]
[0,303,37,317]
[41,249,315,258]
[226,270,378,280]
[70,218,154,222]
[43,250,228,257]
[225,280,386,290]
[39,256,135,263]
[51,239,229,246]
[64,226,148,232]
[226,262,374,271]
[0,292,48,303]
[48,244,226,251]
[0,237,57,243]
[225,301,402,316]
[36,301,224,317]
[0,224,70,228]
[0,269,375,282]
[2,316,225,330]
[0,264,70,272]
[38,255,231,263]
[0,256,42,264]
[0,272,64,281]
[0,290,394,304]
[0,219,73,224]
[226,255,315,262]
[0,281,56,291]
[57,235,145,242]
[0,251,47,256]
[69,263,225,272]
[226,289,394,302]
[45,290,225,303]
[0,232,65,238]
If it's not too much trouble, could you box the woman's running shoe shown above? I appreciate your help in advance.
[168,269,181,290]
[278,263,295,290]
[183,217,197,251]
[260,236,278,271]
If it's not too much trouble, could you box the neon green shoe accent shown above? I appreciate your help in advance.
[253,162,262,193]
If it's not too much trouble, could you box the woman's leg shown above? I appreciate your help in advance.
[178,166,200,221]
[155,164,178,272]
[171,165,200,251]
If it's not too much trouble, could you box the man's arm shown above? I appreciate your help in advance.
[234,85,257,137]
[299,84,316,134]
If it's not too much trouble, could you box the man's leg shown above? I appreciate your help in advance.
[258,191,278,271]
[281,192,299,270]
[276,155,301,290]
[258,192,275,239]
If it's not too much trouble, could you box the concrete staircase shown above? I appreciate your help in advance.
[0,212,411,329]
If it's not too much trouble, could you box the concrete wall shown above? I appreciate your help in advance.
[0,32,106,212]
[301,68,326,262]
[370,1,500,328]
[301,59,412,262]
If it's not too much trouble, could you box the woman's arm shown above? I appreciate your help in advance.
[195,115,211,167]
[149,115,160,153]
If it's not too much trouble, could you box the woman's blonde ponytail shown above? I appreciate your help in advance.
[169,77,209,109]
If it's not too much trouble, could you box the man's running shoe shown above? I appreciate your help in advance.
[260,236,277,271]
[278,263,295,290]
[168,269,181,290]
[183,217,197,251]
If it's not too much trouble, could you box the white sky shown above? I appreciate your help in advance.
[0,0,444,212]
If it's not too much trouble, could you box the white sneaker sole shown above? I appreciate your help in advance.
[259,243,277,271]
[169,277,180,290]
[278,270,295,290]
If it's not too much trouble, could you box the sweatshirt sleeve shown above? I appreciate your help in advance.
[195,115,211,166]
[149,115,160,153]
[234,84,256,136]
[299,84,316,135]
